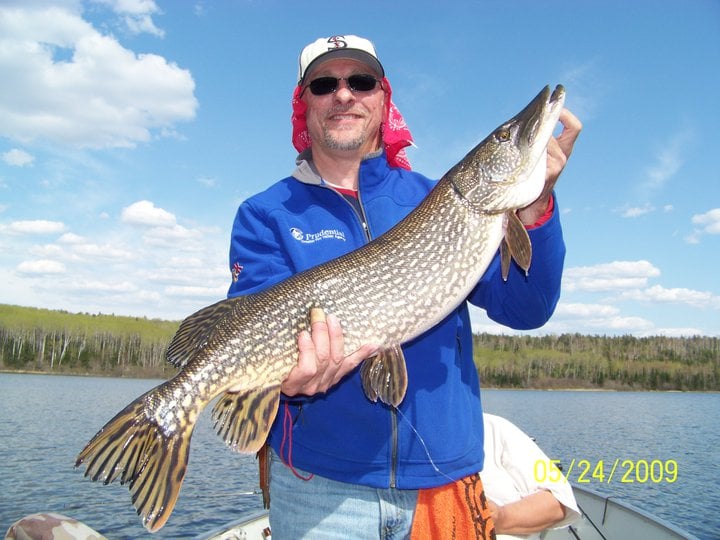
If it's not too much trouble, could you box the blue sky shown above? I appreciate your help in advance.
[1,0,718,337]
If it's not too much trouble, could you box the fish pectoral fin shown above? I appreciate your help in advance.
[211,385,281,454]
[360,344,409,407]
[166,296,244,369]
[501,211,533,280]
[500,237,512,282]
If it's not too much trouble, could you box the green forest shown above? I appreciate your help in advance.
[1,304,718,391]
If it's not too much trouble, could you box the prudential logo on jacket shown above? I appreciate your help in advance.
[290,227,347,244]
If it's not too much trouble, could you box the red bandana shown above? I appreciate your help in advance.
[291,77,414,170]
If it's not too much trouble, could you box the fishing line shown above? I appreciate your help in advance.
[392,405,456,484]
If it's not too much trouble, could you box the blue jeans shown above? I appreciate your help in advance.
[269,450,418,539]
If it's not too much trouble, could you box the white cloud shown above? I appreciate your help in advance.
[620,204,654,218]
[643,327,713,338]
[563,260,660,292]
[17,259,66,274]
[121,200,176,227]
[554,303,619,318]
[2,148,34,166]
[617,203,672,219]
[618,284,720,309]
[558,59,606,121]
[58,232,86,244]
[142,224,202,246]
[65,279,138,293]
[691,208,720,235]
[197,176,217,188]
[548,302,654,334]
[0,3,196,148]
[31,238,135,261]
[600,315,654,331]
[643,135,686,191]
[1,219,66,234]
[165,284,226,298]
[71,242,136,260]
[93,0,166,37]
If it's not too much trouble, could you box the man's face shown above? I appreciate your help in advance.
[302,59,385,157]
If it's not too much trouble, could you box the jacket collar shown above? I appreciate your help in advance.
[292,148,387,186]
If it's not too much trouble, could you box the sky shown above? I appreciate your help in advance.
[1,0,719,337]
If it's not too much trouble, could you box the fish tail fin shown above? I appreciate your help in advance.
[75,397,193,532]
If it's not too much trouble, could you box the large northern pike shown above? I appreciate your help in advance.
[76,85,566,531]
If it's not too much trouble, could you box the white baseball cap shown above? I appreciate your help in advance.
[298,35,384,84]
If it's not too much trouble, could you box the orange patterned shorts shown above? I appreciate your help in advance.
[411,474,496,540]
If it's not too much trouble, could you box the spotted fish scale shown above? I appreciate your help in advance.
[76,85,566,532]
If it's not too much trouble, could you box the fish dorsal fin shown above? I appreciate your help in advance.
[211,385,281,453]
[166,297,243,369]
[501,211,533,281]
[360,344,409,407]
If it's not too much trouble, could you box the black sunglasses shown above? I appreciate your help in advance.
[303,74,382,96]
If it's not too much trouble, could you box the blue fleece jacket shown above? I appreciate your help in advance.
[227,151,565,489]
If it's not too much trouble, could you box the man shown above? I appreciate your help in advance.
[227,35,581,538]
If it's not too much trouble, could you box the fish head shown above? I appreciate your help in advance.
[448,85,566,213]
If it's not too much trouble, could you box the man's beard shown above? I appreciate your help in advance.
[321,128,366,151]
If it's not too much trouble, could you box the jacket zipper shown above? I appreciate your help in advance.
[390,407,398,488]
[355,188,399,489]
[324,183,399,487]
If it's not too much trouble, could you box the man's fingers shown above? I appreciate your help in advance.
[331,343,379,386]
[345,343,380,367]
[282,309,379,395]
[281,330,318,395]
[556,108,582,158]
[309,308,331,365]
[326,314,345,364]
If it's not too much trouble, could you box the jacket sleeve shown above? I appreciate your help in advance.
[226,200,293,298]
[467,196,566,330]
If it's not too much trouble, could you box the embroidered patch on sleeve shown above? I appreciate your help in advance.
[231,261,244,282]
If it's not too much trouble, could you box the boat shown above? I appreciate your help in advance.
[5,483,698,539]
[542,484,698,540]
[193,484,699,540]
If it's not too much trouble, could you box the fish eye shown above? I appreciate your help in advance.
[495,128,511,142]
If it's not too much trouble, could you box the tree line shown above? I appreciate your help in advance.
[472,332,719,391]
[1,304,718,390]
[0,304,178,378]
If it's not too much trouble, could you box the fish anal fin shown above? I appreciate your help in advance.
[360,344,408,407]
[211,386,281,454]
[166,297,243,369]
[75,396,192,532]
[503,211,533,278]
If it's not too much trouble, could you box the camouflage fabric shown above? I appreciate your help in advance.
[5,512,106,540]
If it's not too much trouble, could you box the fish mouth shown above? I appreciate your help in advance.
[517,85,566,149]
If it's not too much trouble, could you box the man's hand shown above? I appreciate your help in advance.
[518,108,582,225]
[281,309,378,397]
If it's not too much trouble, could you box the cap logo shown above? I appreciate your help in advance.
[327,35,348,50]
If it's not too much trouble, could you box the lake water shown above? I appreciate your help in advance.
[0,373,718,539]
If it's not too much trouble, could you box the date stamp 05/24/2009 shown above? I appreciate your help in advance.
[534,458,679,484]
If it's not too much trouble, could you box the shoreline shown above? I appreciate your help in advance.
[3,369,717,393]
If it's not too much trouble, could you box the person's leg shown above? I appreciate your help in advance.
[269,450,418,539]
